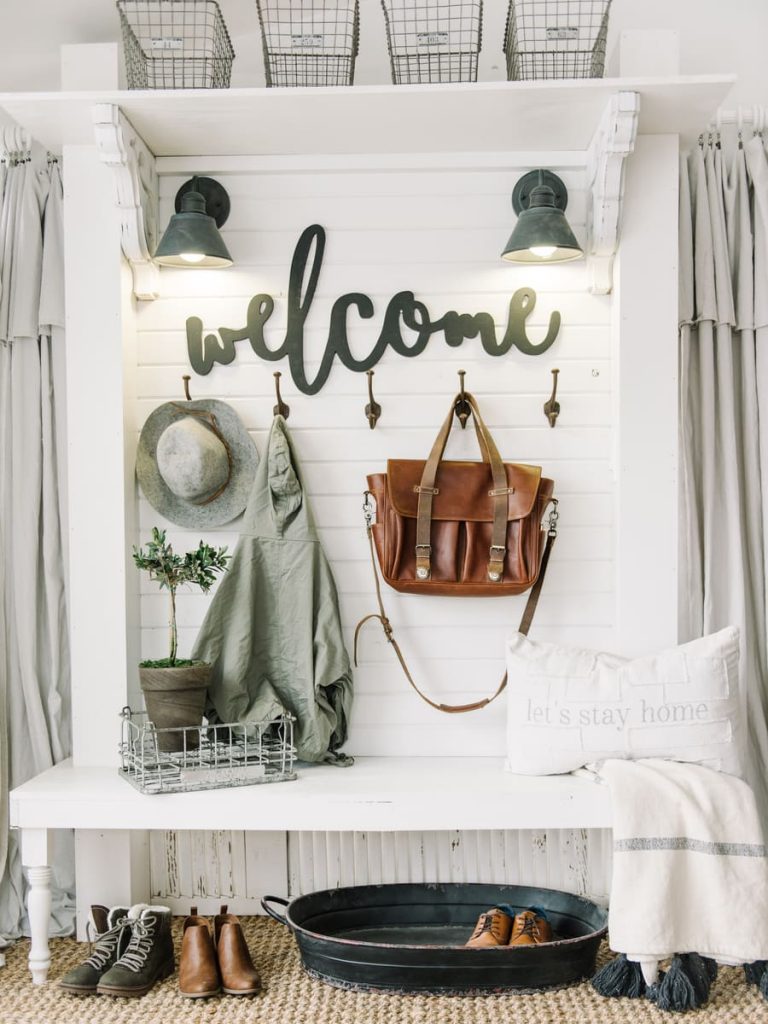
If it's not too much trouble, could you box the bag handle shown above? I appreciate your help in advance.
[415,392,511,584]
[355,494,558,714]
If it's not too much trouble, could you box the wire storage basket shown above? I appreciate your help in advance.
[255,0,360,87]
[503,0,612,80]
[117,0,235,89]
[381,1,483,84]
[119,708,297,794]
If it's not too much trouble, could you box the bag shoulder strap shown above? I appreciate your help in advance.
[354,496,558,714]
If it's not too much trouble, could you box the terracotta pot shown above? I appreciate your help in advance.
[139,663,211,753]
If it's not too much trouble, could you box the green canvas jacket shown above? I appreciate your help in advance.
[192,416,353,764]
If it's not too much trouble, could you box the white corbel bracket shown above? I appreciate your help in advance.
[586,91,640,295]
[92,103,160,301]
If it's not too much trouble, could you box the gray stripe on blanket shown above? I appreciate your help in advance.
[614,837,767,857]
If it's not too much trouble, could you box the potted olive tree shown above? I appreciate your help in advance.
[133,527,229,752]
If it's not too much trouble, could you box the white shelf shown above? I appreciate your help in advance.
[0,75,734,158]
[10,757,613,832]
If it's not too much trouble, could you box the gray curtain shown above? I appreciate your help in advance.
[0,148,74,941]
[679,134,768,821]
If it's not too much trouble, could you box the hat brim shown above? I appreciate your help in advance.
[136,399,259,528]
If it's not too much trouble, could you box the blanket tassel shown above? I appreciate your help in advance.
[647,953,718,1012]
[591,954,647,999]
[744,960,767,989]
[744,959,768,1001]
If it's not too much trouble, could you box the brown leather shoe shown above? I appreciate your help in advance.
[214,905,261,996]
[465,907,513,947]
[179,907,221,998]
[509,909,553,946]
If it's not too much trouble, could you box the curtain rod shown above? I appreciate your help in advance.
[0,124,31,159]
[0,126,57,166]
[709,105,765,132]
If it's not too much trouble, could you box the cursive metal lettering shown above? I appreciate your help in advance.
[187,224,561,394]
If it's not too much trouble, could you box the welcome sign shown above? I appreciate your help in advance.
[186,224,563,395]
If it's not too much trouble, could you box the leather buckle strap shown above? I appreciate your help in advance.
[488,544,505,582]
[415,543,431,580]
[414,390,509,582]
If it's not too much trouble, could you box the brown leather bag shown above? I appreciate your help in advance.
[355,391,558,714]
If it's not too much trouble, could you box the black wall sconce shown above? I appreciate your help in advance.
[154,176,233,268]
[501,170,583,265]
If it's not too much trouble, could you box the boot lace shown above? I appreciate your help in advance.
[472,912,505,939]
[470,913,492,938]
[84,918,128,970]
[518,914,538,939]
[116,916,155,973]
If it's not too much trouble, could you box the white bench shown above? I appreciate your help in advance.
[10,756,612,983]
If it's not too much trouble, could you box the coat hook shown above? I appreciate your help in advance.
[543,368,560,428]
[182,374,192,401]
[455,369,471,429]
[273,371,290,419]
[365,370,382,430]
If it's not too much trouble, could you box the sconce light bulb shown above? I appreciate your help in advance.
[179,252,207,264]
[529,245,557,260]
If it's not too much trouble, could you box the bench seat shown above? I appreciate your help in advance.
[9,756,612,983]
[11,756,612,832]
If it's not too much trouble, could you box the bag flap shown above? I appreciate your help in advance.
[387,459,542,522]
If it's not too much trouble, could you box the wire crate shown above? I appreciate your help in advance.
[119,708,297,794]
[255,0,359,87]
[117,0,235,89]
[381,1,483,85]
[503,0,612,80]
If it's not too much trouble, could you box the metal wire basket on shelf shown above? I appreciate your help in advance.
[119,707,298,794]
[503,0,612,80]
[116,0,235,89]
[254,0,360,87]
[381,0,483,84]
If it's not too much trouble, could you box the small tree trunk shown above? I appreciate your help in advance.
[169,587,178,665]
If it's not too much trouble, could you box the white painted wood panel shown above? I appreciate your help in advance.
[287,830,610,903]
[141,158,614,906]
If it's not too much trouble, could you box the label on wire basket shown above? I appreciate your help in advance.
[417,32,449,47]
[150,37,184,50]
[545,27,579,41]
[291,34,324,48]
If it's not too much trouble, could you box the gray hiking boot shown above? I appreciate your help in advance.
[97,905,175,998]
[59,905,131,995]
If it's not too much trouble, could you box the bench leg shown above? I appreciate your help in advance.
[21,828,53,985]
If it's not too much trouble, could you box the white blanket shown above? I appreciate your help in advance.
[598,758,768,982]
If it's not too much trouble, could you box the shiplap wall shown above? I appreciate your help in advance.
[137,157,614,906]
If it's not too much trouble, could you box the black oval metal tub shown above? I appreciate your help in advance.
[262,882,607,995]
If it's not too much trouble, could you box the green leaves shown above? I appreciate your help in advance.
[133,527,230,665]
[133,527,230,593]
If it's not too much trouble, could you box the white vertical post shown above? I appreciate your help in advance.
[63,144,138,765]
[21,829,53,984]
[613,134,679,654]
[63,143,145,936]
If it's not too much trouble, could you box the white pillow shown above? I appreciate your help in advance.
[505,627,744,778]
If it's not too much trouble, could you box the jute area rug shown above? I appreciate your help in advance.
[0,917,765,1024]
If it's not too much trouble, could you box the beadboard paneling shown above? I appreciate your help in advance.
[140,158,614,905]
[287,829,612,903]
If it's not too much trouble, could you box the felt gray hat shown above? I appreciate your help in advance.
[136,399,258,528]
